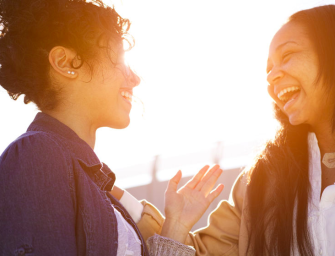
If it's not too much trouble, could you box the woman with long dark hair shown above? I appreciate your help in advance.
[0,0,224,255]
[124,5,335,256]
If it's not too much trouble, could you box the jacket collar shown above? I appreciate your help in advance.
[27,112,115,191]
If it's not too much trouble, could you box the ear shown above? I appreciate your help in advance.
[49,46,79,79]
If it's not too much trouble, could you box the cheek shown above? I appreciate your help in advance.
[292,54,318,83]
[282,60,318,98]
[282,57,301,77]
[99,76,121,94]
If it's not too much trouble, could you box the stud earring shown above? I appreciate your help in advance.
[68,71,75,75]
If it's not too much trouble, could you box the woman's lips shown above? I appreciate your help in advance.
[120,91,132,104]
[283,91,300,111]
[277,86,300,101]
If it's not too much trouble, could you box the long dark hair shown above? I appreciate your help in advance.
[246,5,335,256]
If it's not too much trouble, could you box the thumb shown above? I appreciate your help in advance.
[166,170,182,192]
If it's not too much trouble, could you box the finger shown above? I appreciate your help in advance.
[166,170,182,192]
[194,165,220,191]
[185,165,210,189]
[199,168,223,196]
[198,168,222,195]
[207,184,224,203]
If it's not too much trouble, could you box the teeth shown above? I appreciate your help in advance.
[277,86,300,101]
[121,91,132,102]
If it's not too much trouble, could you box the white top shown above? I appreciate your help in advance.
[113,206,142,256]
[112,190,143,256]
[116,192,196,256]
[302,133,335,256]
[119,190,144,223]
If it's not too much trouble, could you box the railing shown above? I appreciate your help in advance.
[113,139,264,231]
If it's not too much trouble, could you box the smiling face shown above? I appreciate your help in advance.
[79,42,140,130]
[267,21,334,129]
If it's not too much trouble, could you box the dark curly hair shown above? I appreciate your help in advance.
[0,0,132,110]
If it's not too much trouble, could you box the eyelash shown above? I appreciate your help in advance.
[267,51,294,74]
[282,52,293,62]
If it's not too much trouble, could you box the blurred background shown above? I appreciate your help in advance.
[0,0,333,231]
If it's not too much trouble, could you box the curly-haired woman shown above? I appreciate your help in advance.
[120,5,335,256]
[0,0,224,255]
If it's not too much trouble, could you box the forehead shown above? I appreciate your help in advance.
[268,22,311,56]
[96,38,125,62]
[97,35,124,51]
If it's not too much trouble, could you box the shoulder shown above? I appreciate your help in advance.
[228,169,249,205]
[0,131,77,254]
[1,130,67,162]
[0,131,71,183]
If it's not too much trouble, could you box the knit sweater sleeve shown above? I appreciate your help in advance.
[147,234,195,256]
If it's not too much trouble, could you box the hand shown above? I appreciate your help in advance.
[161,165,224,243]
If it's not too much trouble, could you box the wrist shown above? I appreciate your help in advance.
[160,218,190,244]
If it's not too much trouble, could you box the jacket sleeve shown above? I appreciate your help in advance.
[0,134,77,256]
[186,170,248,256]
[136,200,165,241]
[136,171,248,256]
[147,234,196,256]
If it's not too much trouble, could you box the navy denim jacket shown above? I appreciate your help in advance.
[0,113,148,256]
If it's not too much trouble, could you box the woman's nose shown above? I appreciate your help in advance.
[128,69,140,88]
[267,66,284,85]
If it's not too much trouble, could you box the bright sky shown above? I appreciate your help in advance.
[0,0,334,169]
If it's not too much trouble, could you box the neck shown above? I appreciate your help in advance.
[313,122,335,155]
[43,109,97,149]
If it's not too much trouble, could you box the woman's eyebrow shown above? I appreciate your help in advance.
[276,41,299,51]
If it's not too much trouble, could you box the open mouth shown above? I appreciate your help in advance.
[277,86,301,104]
[121,91,132,103]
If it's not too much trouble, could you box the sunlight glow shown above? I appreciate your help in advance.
[0,0,328,185]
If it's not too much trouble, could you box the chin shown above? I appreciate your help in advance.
[111,119,131,129]
[117,123,130,129]
[100,112,131,129]
[288,115,304,126]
